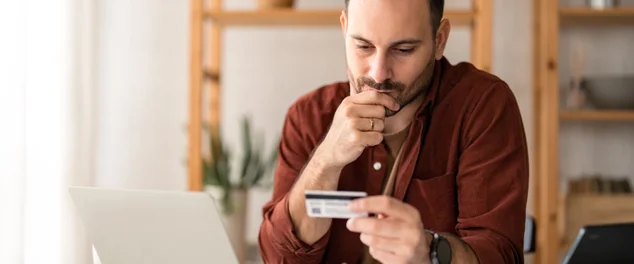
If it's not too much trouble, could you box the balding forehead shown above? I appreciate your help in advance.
[346,0,444,35]
[345,0,432,43]
[345,0,431,8]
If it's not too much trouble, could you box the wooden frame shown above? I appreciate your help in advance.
[188,0,204,191]
[205,9,477,27]
[471,0,493,73]
[188,1,493,192]
[533,0,560,263]
[560,110,634,121]
[534,1,634,263]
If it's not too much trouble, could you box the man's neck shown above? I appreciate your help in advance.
[383,94,425,134]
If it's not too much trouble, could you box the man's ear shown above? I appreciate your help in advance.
[340,10,347,37]
[434,19,451,60]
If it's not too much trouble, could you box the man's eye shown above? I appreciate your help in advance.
[396,48,414,54]
[357,45,371,50]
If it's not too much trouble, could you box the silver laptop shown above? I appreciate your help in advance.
[69,186,239,264]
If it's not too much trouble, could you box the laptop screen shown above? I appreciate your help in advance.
[562,223,634,264]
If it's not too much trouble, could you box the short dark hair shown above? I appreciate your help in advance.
[344,0,444,34]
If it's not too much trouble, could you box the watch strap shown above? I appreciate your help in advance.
[427,230,451,264]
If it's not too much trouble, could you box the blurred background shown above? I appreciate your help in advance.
[1,0,633,264]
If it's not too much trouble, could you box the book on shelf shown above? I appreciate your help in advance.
[568,176,632,195]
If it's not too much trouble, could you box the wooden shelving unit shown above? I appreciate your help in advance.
[188,0,493,192]
[534,1,634,263]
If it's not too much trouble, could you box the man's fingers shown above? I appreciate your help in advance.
[360,234,416,260]
[343,104,385,119]
[350,118,385,132]
[346,217,409,238]
[358,104,387,119]
[348,196,420,223]
[350,131,383,147]
[349,91,400,112]
[368,247,404,264]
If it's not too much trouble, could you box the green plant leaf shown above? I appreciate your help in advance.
[246,136,262,185]
[251,161,266,187]
[245,124,267,187]
[239,116,253,188]
[220,149,231,187]
[221,187,233,214]
[266,137,280,170]
[204,159,222,187]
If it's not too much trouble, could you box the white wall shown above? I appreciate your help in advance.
[94,0,189,190]
[492,0,534,214]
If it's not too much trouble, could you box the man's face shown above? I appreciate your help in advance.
[342,0,442,117]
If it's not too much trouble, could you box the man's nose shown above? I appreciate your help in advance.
[368,53,392,84]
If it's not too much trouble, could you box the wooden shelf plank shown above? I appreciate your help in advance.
[205,9,474,26]
[560,7,634,25]
[560,110,634,121]
[561,7,634,16]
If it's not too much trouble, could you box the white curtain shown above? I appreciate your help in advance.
[0,0,95,263]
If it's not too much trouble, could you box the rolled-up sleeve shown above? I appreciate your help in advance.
[456,81,529,264]
[259,194,331,263]
[258,103,330,263]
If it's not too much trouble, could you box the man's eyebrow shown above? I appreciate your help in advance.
[351,35,372,43]
[390,39,422,46]
[350,35,422,46]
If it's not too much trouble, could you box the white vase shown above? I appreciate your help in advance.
[204,186,248,264]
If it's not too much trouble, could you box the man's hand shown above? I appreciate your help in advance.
[286,91,399,245]
[346,196,431,264]
[314,91,400,170]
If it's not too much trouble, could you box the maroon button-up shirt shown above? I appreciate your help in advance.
[258,57,529,264]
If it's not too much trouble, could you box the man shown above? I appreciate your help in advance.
[258,0,529,263]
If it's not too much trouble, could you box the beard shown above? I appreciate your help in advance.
[347,57,436,117]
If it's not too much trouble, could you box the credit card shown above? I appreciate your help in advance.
[304,190,368,219]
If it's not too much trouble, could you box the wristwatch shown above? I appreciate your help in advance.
[428,231,452,264]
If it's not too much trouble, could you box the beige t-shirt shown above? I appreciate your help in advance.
[361,124,411,264]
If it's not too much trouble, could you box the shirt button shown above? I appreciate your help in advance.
[373,162,382,171]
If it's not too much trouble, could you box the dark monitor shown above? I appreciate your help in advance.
[563,222,634,264]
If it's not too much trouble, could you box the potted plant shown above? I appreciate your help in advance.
[202,116,278,262]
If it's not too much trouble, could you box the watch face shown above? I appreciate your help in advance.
[437,238,452,263]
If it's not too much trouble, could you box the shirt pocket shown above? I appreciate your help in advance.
[405,172,457,232]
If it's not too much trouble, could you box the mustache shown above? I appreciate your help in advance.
[356,77,405,91]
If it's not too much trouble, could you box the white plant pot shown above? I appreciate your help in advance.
[204,185,248,264]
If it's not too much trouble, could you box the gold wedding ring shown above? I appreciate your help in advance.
[370,119,374,130]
